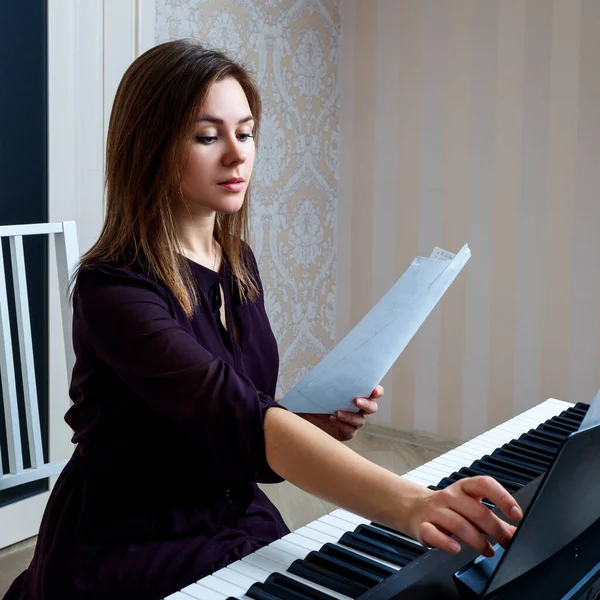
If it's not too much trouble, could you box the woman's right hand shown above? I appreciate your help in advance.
[405,476,523,557]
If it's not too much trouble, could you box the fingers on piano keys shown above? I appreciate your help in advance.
[166,399,588,600]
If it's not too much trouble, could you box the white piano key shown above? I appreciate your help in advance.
[407,469,444,486]
[269,539,309,560]
[307,519,346,538]
[227,559,270,582]
[255,545,295,568]
[178,584,228,600]
[413,462,452,480]
[243,550,287,574]
[184,575,245,598]
[167,593,199,600]
[498,415,541,431]
[212,566,256,590]
[402,470,439,487]
[295,525,338,545]
[457,438,498,456]
[282,531,322,552]
[330,509,369,526]
[425,452,465,470]
[319,514,358,532]
[179,584,206,599]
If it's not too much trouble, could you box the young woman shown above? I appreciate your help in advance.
[5,40,521,600]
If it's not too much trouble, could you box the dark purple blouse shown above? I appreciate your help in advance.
[5,247,289,600]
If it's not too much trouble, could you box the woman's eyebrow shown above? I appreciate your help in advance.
[196,115,255,125]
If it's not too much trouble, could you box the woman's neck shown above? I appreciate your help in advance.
[175,214,220,271]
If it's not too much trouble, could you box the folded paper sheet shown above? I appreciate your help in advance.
[578,388,600,431]
[279,244,471,414]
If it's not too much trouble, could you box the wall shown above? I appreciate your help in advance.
[339,0,600,440]
[157,0,341,397]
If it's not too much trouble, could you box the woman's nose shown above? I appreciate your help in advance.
[223,139,247,165]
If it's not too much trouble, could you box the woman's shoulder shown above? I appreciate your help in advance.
[74,260,171,303]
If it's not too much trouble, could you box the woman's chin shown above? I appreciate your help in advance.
[215,198,245,214]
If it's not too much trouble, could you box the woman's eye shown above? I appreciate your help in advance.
[196,136,217,145]
[237,133,254,142]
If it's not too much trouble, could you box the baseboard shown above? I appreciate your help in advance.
[0,536,36,559]
[362,421,460,454]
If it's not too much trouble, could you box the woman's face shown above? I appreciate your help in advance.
[180,77,256,216]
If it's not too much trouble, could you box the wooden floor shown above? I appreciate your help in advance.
[0,433,441,597]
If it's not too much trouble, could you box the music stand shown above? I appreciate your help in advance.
[453,421,600,598]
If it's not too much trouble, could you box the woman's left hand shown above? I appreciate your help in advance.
[298,385,383,442]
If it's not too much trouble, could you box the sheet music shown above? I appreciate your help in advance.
[279,244,471,414]
[578,387,600,431]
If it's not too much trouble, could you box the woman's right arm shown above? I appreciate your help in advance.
[263,405,523,558]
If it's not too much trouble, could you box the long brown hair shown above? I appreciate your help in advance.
[76,39,260,316]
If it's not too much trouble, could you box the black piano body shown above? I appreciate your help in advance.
[366,478,600,599]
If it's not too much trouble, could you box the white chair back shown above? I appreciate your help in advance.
[0,221,79,491]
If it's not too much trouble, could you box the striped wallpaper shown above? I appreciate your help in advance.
[337,0,600,441]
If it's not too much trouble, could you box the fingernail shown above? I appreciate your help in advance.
[448,541,461,554]
[510,505,523,520]
[329,415,336,422]
[356,399,365,408]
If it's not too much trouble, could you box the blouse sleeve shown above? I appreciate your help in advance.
[74,265,285,484]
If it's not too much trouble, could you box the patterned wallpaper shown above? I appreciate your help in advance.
[156,0,341,396]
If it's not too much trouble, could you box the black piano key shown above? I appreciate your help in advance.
[288,558,368,599]
[534,425,569,443]
[437,475,464,490]
[246,582,287,600]
[256,584,310,600]
[551,412,581,428]
[446,472,470,486]
[457,467,522,494]
[553,414,582,429]
[338,532,414,567]
[320,542,397,578]
[556,414,581,432]
[515,435,560,456]
[354,524,424,560]
[491,448,547,474]
[539,421,574,435]
[263,573,338,600]
[469,459,532,486]
[528,428,564,446]
[565,409,587,421]
[304,550,382,588]
[482,452,544,479]
[501,440,554,466]
[367,524,426,555]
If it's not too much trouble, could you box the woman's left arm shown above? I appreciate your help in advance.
[295,385,383,441]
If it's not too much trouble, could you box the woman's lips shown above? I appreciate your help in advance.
[218,181,245,192]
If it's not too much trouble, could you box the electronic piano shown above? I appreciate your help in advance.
[165,399,597,600]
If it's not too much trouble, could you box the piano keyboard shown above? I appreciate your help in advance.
[166,398,588,600]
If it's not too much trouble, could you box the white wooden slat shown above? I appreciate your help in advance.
[0,221,80,492]
[54,221,79,379]
[0,223,63,237]
[0,460,68,491]
[9,235,44,469]
[0,241,24,475]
